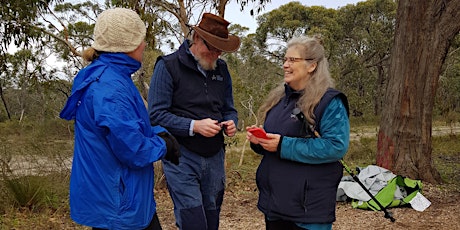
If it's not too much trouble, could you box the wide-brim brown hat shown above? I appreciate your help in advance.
[192,13,241,53]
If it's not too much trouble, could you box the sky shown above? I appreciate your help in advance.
[225,0,363,34]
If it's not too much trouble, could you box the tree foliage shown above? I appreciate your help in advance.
[1,0,57,52]
[436,35,460,119]
[333,0,396,117]
[253,0,396,120]
[1,0,61,120]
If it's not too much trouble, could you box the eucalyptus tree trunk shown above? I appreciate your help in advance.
[0,85,11,120]
[377,0,460,183]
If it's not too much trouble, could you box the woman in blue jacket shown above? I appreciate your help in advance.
[246,36,350,230]
[60,8,179,230]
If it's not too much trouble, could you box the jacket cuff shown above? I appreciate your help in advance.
[250,143,263,154]
[276,135,283,157]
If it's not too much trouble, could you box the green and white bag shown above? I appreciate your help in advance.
[337,165,423,211]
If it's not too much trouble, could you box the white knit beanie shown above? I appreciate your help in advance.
[92,8,146,53]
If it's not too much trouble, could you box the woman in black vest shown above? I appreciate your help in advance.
[246,35,350,230]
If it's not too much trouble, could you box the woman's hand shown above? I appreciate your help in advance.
[258,133,280,152]
[246,126,281,152]
[246,125,261,144]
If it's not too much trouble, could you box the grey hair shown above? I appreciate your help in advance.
[258,35,335,126]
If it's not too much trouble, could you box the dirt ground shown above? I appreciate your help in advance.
[155,181,460,230]
[2,126,459,229]
[152,125,460,230]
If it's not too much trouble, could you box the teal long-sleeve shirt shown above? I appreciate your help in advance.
[280,96,350,164]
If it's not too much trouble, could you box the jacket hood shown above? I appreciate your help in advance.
[60,53,141,120]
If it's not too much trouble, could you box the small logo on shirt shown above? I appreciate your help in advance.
[211,74,223,81]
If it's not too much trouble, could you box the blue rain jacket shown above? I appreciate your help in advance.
[60,53,167,229]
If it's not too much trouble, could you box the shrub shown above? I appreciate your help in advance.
[3,175,46,211]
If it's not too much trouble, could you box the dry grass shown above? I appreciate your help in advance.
[1,123,459,229]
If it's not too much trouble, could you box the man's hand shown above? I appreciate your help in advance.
[193,118,222,137]
[220,120,236,137]
[158,132,181,165]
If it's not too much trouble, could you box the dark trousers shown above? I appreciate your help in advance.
[92,213,162,230]
[265,218,306,230]
[163,147,225,230]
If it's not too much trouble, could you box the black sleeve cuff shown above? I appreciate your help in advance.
[250,142,263,153]
[276,135,283,157]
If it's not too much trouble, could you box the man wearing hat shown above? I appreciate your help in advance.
[60,8,180,230]
[148,13,241,230]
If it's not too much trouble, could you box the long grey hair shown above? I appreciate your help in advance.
[258,35,335,126]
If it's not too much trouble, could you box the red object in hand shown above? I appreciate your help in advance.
[247,127,269,139]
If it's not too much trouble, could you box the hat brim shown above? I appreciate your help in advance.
[193,26,240,53]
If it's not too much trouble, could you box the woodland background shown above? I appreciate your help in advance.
[1,0,459,229]
[3,0,460,131]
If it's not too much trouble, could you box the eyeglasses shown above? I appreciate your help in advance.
[202,38,221,53]
[283,57,314,64]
